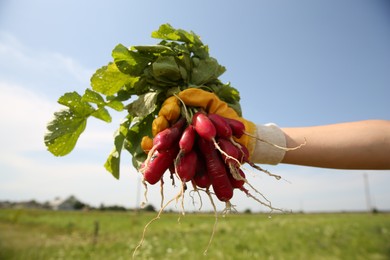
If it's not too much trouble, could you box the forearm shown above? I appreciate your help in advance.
[280,120,390,170]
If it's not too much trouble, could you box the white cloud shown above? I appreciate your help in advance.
[0,81,55,151]
[0,82,137,207]
[0,148,138,205]
[0,31,120,153]
[0,31,93,96]
[0,33,129,206]
[0,81,115,152]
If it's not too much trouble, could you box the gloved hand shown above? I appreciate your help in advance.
[151,96,181,136]
[142,96,181,153]
[177,88,257,155]
[155,88,288,165]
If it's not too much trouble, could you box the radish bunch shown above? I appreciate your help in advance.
[134,106,286,257]
[140,110,260,206]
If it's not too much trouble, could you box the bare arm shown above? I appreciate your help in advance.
[281,120,390,170]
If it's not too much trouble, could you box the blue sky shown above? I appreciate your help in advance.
[0,0,389,213]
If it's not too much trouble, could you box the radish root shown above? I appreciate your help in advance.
[213,138,242,167]
[242,187,284,213]
[245,131,307,151]
[174,93,192,124]
[229,164,272,205]
[189,182,203,211]
[141,179,148,207]
[132,188,183,258]
[247,162,282,180]
[160,179,165,209]
[203,189,218,256]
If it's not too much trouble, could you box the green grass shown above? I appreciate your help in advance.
[0,209,389,259]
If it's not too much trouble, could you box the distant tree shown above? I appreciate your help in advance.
[73,201,86,210]
[98,203,127,211]
[42,201,52,209]
[143,204,156,212]
[105,205,127,211]
[244,208,252,214]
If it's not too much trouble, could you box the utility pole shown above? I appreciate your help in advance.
[363,173,373,212]
[135,175,141,213]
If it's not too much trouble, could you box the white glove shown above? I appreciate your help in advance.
[250,123,287,165]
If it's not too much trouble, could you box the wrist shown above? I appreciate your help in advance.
[250,123,287,165]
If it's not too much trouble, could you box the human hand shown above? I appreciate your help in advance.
[176,88,257,157]
[154,88,288,165]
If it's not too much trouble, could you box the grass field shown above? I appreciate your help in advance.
[0,209,389,259]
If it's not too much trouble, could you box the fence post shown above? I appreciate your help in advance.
[92,220,99,246]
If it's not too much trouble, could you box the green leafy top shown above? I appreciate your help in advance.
[44,23,241,179]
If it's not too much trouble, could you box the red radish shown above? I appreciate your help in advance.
[193,152,211,189]
[143,146,179,185]
[152,117,186,152]
[197,137,233,202]
[217,138,242,165]
[192,112,216,142]
[175,124,196,173]
[239,144,250,161]
[143,118,185,174]
[239,186,250,196]
[193,170,211,189]
[179,124,196,153]
[192,112,234,164]
[228,168,246,189]
[223,117,245,138]
[208,113,232,138]
[237,143,260,167]
[168,164,176,186]
[176,150,198,182]
[237,143,281,179]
